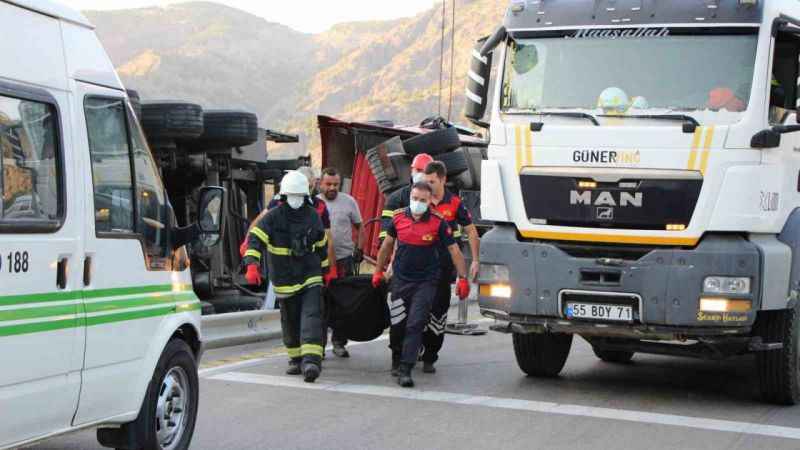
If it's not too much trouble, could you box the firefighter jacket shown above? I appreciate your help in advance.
[244,203,330,298]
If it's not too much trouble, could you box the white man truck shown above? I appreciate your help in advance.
[468,0,800,404]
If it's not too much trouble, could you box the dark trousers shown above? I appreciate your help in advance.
[389,278,437,365]
[421,273,452,363]
[279,286,323,365]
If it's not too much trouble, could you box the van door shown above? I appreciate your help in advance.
[0,84,84,445]
[73,83,186,424]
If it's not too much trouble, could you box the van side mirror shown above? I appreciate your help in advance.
[465,38,494,127]
[170,186,225,249]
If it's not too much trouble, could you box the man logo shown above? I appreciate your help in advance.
[570,190,643,208]
[596,207,614,220]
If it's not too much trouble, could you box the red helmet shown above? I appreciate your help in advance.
[411,153,434,171]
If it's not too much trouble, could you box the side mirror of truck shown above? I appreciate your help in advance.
[170,186,225,249]
[465,30,503,128]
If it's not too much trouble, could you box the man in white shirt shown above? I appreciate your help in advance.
[318,167,365,357]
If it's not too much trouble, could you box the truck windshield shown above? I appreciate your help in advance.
[501,31,758,125]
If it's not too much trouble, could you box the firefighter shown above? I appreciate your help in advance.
[243,170,330,383]
[379,153,434,241]
[373,181,470,388]
[420,161,480,373]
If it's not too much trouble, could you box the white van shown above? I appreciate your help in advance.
[0,1,224,449]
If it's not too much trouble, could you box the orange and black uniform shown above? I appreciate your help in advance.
[423,190,473,363]
[387,207,455,366]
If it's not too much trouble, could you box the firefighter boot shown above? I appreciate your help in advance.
[423,361,436,374]
[303,361,321,383]
[286,359,302,376]
[397,363,414,388]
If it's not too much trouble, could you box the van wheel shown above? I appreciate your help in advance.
[97,339,199,450]
[755,307,800,405]
[512,332,572,377]
[592,347,635,364]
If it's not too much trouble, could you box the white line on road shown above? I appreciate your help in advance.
[208,371,800,441]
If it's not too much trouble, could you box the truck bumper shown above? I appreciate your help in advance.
[478,226,762,338]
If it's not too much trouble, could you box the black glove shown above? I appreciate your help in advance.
[352,248,364,264]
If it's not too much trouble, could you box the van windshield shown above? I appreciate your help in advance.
[501,31,758,125]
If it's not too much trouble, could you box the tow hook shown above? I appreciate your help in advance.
[596,258,625,267]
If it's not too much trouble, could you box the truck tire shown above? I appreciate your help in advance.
[435,149,469,176]
[755,307,800,405]
[141,101,204,141]
[97,339,199,450]
[512,331,572,377]
[592,347,634,364]
[194,110,259,148]
[402,127,461,157]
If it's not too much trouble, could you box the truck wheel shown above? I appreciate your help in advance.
[402,127,461,156]
[435,149,469,176]
[97,339,199,450]
[193,110,259,149]
[755,307,800,405]
[512,332,572,377]
[592,347,634,364]
[141,101,204,142]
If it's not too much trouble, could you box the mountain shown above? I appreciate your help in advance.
[85,0,507,160]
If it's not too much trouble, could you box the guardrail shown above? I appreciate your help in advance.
[202,310,282,350]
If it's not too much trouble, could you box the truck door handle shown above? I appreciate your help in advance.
[83,257,92,287]
[56,258,68,290]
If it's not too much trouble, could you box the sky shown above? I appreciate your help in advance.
[58,0,439,33]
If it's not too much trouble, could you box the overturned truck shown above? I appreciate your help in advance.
[133,95,308,313]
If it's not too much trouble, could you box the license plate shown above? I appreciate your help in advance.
[565,303,633,322]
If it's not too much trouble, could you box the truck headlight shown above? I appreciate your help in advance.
[478,264,510,283]
[703,276,751,295]
[699,298,752,313]
[479,284,512,299]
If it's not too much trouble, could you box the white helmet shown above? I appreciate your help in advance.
[279,171,310,196]
[597,87,630,114]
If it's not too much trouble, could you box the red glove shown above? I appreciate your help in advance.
[456,277,470,300]
[239,241,248,258]
[245,264,262,285]
[324,264,338,286]
[372,271,385,288]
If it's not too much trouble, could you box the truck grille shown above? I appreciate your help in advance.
[520,173,702,230]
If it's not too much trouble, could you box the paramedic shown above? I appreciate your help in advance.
[372,181,470,388]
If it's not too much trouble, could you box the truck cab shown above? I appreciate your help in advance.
[0,1,223,448]
[471,0,800,404]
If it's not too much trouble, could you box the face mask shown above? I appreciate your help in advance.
[409,199,428,216]
[412,172,425,184]
[286,195,305,210]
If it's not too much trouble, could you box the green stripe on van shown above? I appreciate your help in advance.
[0,318,81,338]
[0,304,79,322]
[0,284,191,307]
[0,285,200,337]
[0,290,82,307]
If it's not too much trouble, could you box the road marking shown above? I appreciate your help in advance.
[199,335,390,377]
[209,371,800,441]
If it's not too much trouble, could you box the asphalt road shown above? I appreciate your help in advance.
[24,318,800,450]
